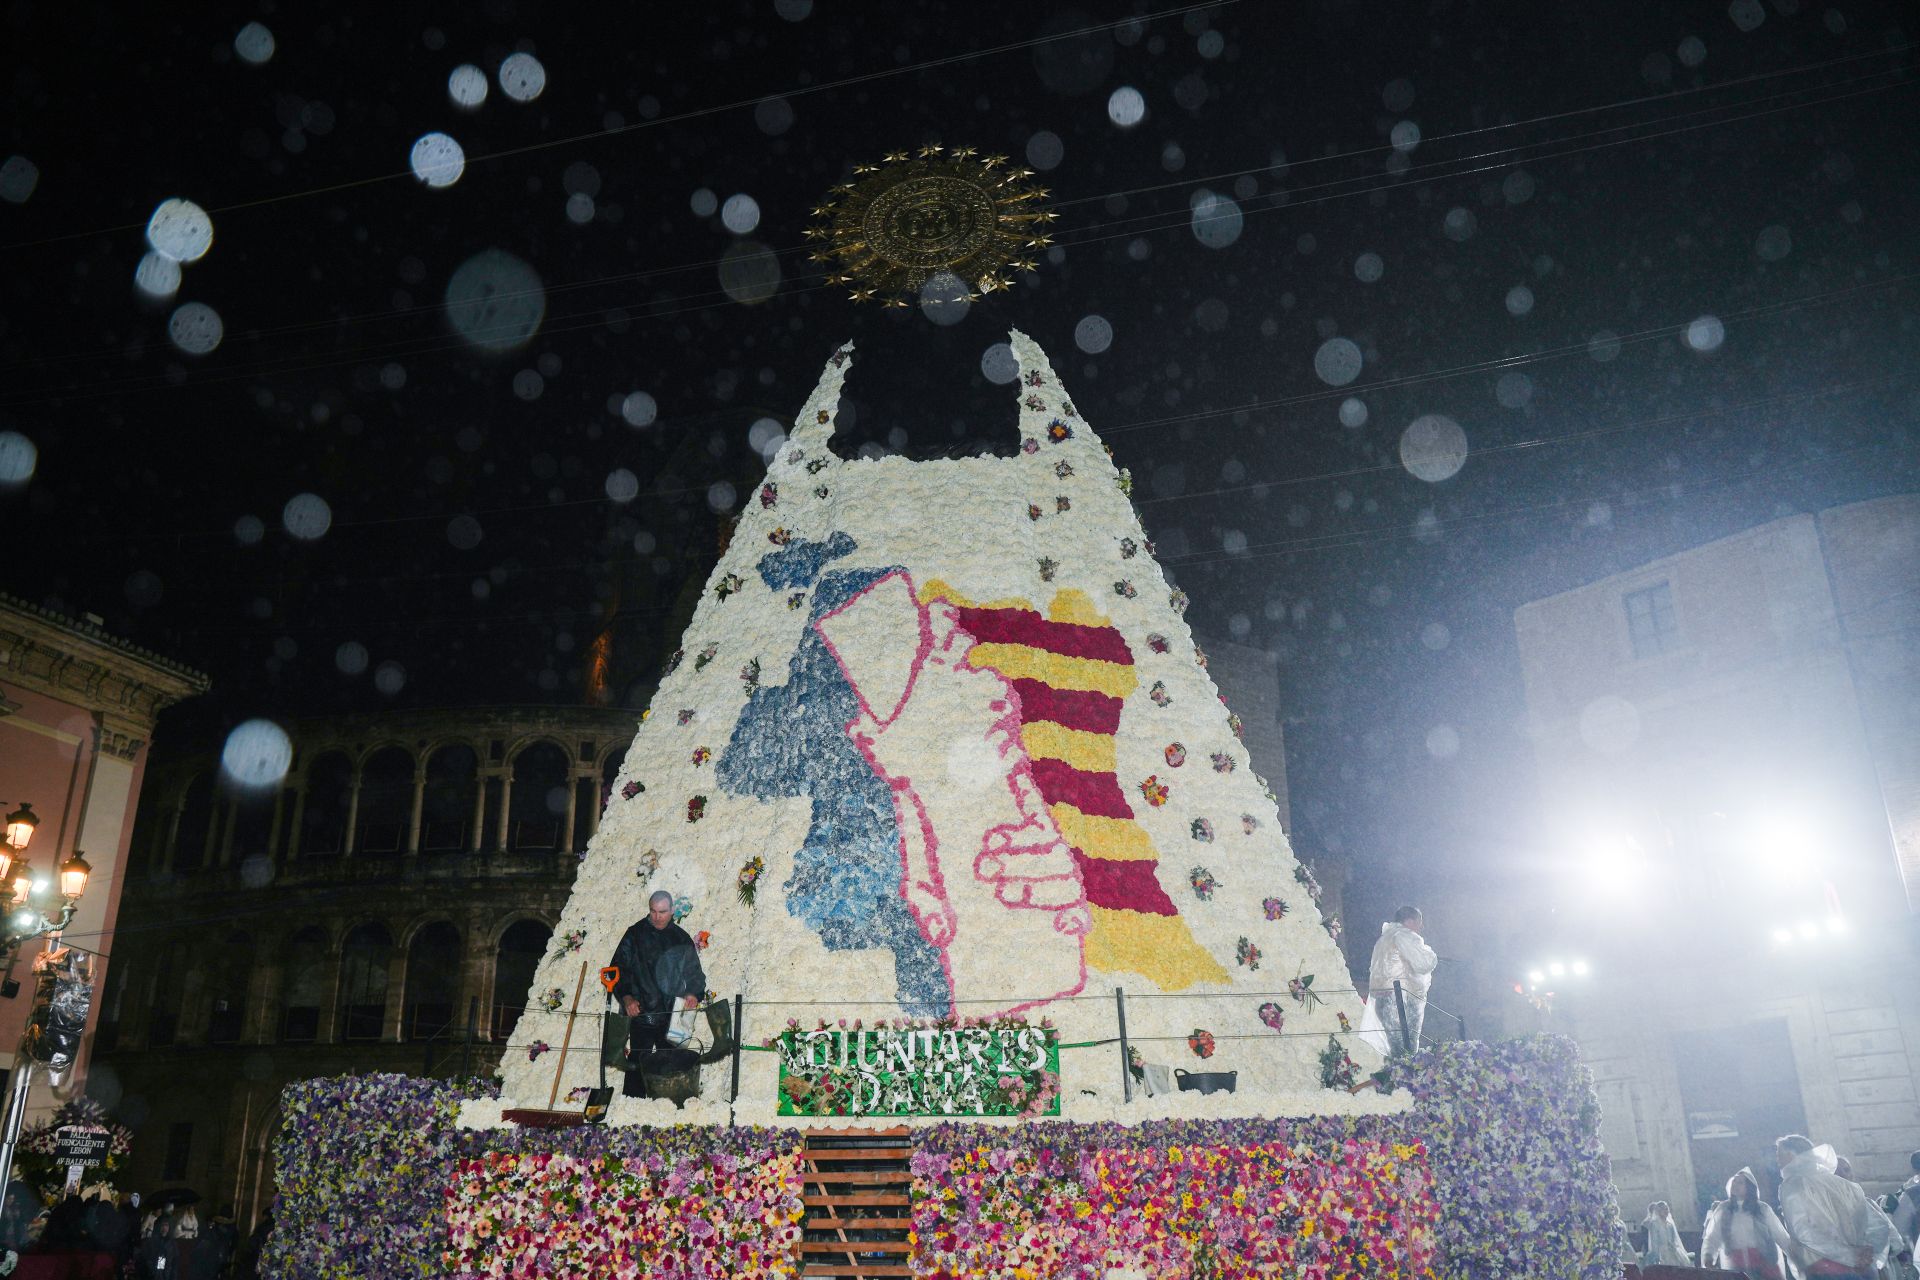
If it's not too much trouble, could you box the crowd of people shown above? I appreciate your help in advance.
[1634,1137,1920,1279]
[0,1183,271,1279]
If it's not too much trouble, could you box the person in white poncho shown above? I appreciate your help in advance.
[1363,906,1437,1057]
[1701,1168,1789,1279]
[1641,1200,1694,1267]
[1776,1134,1895,1280]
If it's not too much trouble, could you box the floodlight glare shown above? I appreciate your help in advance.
[1771,927,1794,945]
[1571,959,1590,976]
[1549,961,1567,978]
[1797,920,1819,939]
[1527,969,1545,985]
[1826,916,1849,935]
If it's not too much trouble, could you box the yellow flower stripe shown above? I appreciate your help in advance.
[1085,907,1229,987]
[1021,721,1117,774]
[1048,803,1158,863]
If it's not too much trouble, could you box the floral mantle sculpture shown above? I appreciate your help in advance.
[267,1038,1624,1280]
[494,328,1394,1120]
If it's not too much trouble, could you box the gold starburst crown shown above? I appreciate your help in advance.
[805,144,1058,307]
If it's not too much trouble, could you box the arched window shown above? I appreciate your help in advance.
[206,933,254,1044]
[421,744,479,853]
[338,923,393,1042]
[355,746,414,856]
[491,920,551,1043]
[146,949,185,1047]
[404,921,462,1041]
[280,927,328,1042]
[506,743,569,852]
[301,751,352,856]
[173,774,217,873]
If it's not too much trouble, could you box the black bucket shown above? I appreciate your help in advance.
[1175,1069,1238,1095]
[639,1047,702,1105]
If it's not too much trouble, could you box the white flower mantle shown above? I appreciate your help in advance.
[495,329,1395,1124]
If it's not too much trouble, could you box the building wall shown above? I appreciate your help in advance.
[90,704,635,1221]
[1507,496,1920,1223]
[0,594,206,1127]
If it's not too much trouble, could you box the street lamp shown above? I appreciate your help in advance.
[58,851,90,902]
[0,800,38,885]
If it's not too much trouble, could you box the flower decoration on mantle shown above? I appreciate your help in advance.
[686,795,708,823]
[1236,936,1262,970]
[768,526,792,546]
[1053,459,1074,479]
[1024,393,1046,412]
[635,848,661,880]
[1113,580,1136,599]
[1190,818,1214,843]
[1138,775,1170,807]
[1146,632,1170,654]
[1170,588,1190,614]
[693,642,718,671]
[1027,503,1044,522]
[536,988,566,1014]
[1194,645,1210,670]
[695,930,711,950]
[527,1040,550,1062]
[1037,556,1058,582]
[1054,495,1071,513]
[759,482,778,509]
[1116,468,1133,495]
[1242,813,1261,834]
[1187,1028,1217,1059]
[559,928,587,954]
[1119,536,1138,558]
[806,456,830,474]
[1163,742,1186,767]
[1021,438,1039,455]
[1047,419,1073,442]
[737,855,765,906]
[663,648,686,677]
[813,484,830,499]
[1189,866,1217,900]
[676,709,696,726]
[1257,1001,1285,1033]
[691,746,712,766]
[672,898,693,924]
[1210,752,1235,773]
[620,779,645,800]
[1288,968,1324,1010]
[740,657,761,689]
[787,592,806,609]
[714,572,743,600]
[1025,369,1046,387]
[1324,915,1344,946]
[1338,1011,1353,1032]
[1295,862,1324,903]
[1148,680,1171,707]
[1262,896,1288,921]
[1228,710,1245,739]
[1318,1035,1361,1089]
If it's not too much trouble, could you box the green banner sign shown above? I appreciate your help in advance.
[775,1024,1061,1117]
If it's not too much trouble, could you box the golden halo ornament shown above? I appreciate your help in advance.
[805,144,1057,309]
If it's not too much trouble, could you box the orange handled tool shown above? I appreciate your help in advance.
[599,966,620,994]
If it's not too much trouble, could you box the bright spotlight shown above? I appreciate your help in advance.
[1797,920,1820,940]
[12,911,31,929]
[1571,959,1590,977]
[1549,961,1567,978]
[1527,969,1545,985]
[1771,927,1795,945]
[1826,916,1849,935]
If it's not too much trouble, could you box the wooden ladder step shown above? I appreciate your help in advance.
[800,1240,911,1254]
[806,1217,912,1231]
[799,1267,913,1278]
[804,1125,912,1138]
[803,1193,910,1208]
[800,1146,914,1161]
[801,1169,911,1184]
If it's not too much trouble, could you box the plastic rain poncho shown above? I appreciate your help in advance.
[1366,921,1437,1055]
[1779,1145,1895,1276]
[1701,1169,1789,1280]
[1641,1210,1694,1267]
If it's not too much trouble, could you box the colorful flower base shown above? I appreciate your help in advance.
[263,1038,1626,1280]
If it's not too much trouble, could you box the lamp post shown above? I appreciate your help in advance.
[0,801,93,1213]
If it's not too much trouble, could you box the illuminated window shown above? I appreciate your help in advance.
[1624,582,1680,659]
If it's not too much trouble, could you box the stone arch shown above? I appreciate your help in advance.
[403,920,462,1040]
[490,917,553,1044]
[505,739,570,852]
[355,744,415,855]
[301,750,353,856]
[420,741,480,853]
[337,921,394,1042]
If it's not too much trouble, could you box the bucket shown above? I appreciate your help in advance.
[1175,1069,1238,1095]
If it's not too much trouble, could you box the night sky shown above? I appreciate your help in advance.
[2,1,1914,964]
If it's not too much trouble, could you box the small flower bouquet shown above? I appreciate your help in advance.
[693,642,718,671]
[1138,775,1170,807]
[527,1040,550,1062]
[737,855,765,906]
[740,657,761,689]
[537,987,566,1014]
[1289,968,1324,1010]
[1164,742,1187,767]
[759,481,777,508]
[1210,751,1235,773]
[1189,866,1217,900]
[686,795,707,823]
[1190,818,1214,843]
[1187,1028,1217,1059]
[1257,1001,1285,1033]
[560,928,587,954]
[714,572,744,600]
[691,746,711,766]
[1262,896,1288,921]
[1318,1035,1360,1089]
[1149,680,1171,706]
[1236,936,1262,970]
[620,779,645,800]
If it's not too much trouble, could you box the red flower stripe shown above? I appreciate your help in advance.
[1027,758,1131,821]
[1072,854,1180,917]
[1006,678,1124,735]
[950,605,1134,665]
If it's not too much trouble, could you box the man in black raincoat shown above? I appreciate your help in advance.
[608,890,705,1094]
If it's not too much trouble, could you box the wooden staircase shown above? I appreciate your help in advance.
[796,1125,915,1278]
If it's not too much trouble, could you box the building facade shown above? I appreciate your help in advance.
[89,704,638,1221]
[1508,494,1920,1222]
[0,593,207,1126]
